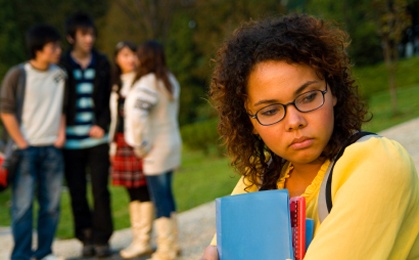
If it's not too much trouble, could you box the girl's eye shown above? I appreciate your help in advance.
[259,104,283,117]
[299,91,318,104]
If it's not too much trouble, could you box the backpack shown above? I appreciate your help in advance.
[318,131,378,222]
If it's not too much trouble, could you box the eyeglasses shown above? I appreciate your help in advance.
[248,83,328,126]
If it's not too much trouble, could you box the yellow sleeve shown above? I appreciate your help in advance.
[305,136,419,260]
[210,176,259,246]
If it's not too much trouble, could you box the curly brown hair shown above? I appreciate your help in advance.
[209,13,370,189]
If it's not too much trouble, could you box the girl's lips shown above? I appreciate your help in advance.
[290,137,313,150]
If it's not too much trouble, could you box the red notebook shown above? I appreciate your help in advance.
[290,196,306,260]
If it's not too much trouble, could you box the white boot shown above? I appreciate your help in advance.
[148,217,177,260]
[120,201,154,258]
[170,212,181,256]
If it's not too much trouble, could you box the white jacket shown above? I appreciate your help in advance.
[124,73,182,175]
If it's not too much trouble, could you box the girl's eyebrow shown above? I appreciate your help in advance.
[253,80,321,107]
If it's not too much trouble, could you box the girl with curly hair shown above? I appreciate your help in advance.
[202,13,419,259]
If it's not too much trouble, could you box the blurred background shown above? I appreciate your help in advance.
[1,0,418,126]
[1,0,419,239]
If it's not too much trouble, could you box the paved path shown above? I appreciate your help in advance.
[1,118,418,259]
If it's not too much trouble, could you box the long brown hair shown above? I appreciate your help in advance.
[134,40,173,97]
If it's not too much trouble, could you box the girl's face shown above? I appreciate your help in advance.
[245,60,337,166]
[116,46,138,74]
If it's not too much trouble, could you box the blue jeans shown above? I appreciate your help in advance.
[11,146,64,260]
[145,171,176,218]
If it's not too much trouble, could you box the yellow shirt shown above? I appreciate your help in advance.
[212,136,419,259]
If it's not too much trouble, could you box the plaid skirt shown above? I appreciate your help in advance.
[111,133,147,188]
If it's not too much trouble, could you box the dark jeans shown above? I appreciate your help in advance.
[145,171,176,218]
[63,143,113,245]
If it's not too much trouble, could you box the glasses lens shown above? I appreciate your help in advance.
[257,104,285,125]
[295,90,325,112]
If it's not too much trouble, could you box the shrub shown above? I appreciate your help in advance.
[180,117,225,156]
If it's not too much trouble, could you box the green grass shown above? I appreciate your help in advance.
[1,56,419,238]
[354,56,419,99]
[352,56,419,132]
[362,85,419,132]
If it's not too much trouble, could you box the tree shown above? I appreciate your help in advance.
[107,0,288,124]
[191,0,287,79]
[304,0,383,66]
[165,10,212,124]
[0,0,109,77]
[372,0,411,115]
[0,0,24,78]
[113,0,184,43]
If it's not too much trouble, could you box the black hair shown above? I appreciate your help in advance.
[65,12,96,40]
[26,24,61,59]
[112,41,137,92]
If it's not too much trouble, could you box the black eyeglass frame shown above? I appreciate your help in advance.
[247,82,329,126]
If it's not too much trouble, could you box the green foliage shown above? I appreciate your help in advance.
[349,20,383,66]
[304,0,384,65]
[0,0,109,78]
[4,0,418,124]
[166,10,211,124]
[180,117,224,156]
[191,0,287,80]
[354,56,419,98]
[0,0,25,77]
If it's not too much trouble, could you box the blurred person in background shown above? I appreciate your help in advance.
[109,41,154,259]
[60,12,113,258]
[125,40,182,260]
[0,24,66,260]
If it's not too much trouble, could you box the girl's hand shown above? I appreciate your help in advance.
[200,245,219,260]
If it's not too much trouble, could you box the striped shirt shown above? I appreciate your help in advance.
[64,56,108,149]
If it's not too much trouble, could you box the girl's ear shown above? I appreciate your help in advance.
[332,94,337,107]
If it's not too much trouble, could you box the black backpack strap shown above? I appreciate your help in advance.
[318,131,377,223]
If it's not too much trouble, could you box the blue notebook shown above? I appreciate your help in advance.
[305,218,314,250]
[216,189,294,260]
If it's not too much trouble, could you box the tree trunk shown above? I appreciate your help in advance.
[382,37,399,116]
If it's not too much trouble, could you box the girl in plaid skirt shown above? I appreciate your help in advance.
[109,41,154,258]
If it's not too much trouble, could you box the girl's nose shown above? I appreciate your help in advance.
[283,105,307,131]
